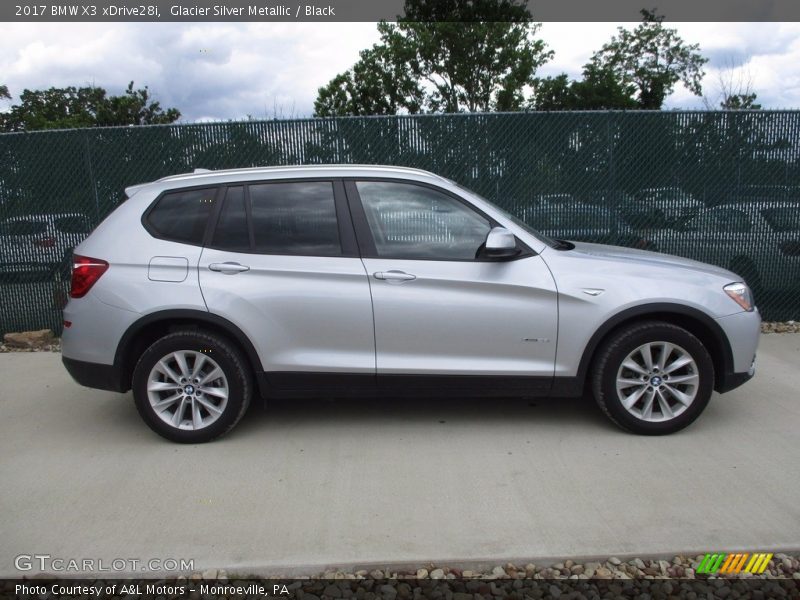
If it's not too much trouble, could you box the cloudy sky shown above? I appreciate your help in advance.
[1,22,800,121]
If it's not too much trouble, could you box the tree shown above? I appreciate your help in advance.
[588,10,707,109]
[0,81,180,131]
[315,45,424,116]
[533,64,638,110]
[0,85,9,100]
[314,0,552,116]
[703,59,762,110]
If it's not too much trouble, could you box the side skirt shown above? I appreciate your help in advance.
[256,372,585,400]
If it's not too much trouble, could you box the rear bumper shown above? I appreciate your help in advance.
[62,356,126,393]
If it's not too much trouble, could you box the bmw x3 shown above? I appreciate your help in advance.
[61,165,760,442]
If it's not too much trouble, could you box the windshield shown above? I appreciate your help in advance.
[450,182,560,248]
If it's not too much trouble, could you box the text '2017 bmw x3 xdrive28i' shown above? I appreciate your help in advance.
[62,166,760,443]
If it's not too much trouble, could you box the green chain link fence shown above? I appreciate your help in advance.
[1,110,799,335]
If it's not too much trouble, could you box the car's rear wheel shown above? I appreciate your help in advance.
[592,321,714,435]
[132,330,252,443]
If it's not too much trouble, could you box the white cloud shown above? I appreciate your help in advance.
[2,21,800,120]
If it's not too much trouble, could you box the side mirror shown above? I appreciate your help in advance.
[483,227,520,259]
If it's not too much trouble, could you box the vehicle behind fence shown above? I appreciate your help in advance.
[1,110,799,335]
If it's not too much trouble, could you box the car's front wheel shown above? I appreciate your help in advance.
[592,321,714,435]
[132,330,252,443]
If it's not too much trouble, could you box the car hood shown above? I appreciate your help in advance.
[565,241,740,281]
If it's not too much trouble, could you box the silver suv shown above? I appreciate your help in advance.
[61,165,760,443]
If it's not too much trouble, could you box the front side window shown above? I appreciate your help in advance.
[356,181,491,260]
[147,187,217,245]
[249,181,341,256]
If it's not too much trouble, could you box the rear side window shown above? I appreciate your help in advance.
[249,182,340,256]
[147,188,217,245]
[212,186,250,251]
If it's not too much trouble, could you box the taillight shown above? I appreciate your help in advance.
[780,241,800,257]
[34,236,56,248]
[70,255,109,298]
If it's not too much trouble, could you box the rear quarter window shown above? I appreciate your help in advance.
[146,188,217,245]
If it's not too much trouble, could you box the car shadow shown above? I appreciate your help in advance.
[235,393,612,433]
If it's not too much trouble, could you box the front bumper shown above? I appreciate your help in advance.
[714,309,760,394]
[716,364,755,393]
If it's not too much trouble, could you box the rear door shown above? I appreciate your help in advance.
[198,180,375,385]
[346,179,558,394]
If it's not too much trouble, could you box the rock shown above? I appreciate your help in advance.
[462,570,473,578]
[658,560,671,573]
[548,585,561,598]
[378,585,397,600]
[429,569,444,580]
[570,565,584,575]
[323,584,343,598]
[201,569,217,580]
[415,569,428,579]
[3,329,54,349]
[453,594,472,600]
[491,566,507,578]
[594,567,612,579]
[608,557,621,565]
[369,570,384,579]
[631,558,645,569]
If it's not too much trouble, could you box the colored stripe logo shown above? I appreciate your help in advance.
[696,553,773,574]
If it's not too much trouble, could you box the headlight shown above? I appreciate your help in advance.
[724,282,754,311]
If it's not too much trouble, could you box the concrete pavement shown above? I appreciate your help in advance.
[1,334,799,577]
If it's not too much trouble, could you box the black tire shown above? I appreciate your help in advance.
[132,330,252,443]
[591,321,714,435]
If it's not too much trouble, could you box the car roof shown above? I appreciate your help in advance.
[125,164,451,197]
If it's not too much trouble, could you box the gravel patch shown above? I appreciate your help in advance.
[761,321,800,334]
[5,555,798,600]
[304,553,800,580]
[0,339,60,353]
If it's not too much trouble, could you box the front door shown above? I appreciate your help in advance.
[347,180,558,394]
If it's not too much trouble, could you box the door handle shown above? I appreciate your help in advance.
[209,262,250,274]
[374,270,416,282]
